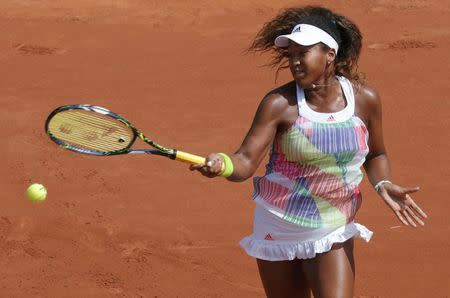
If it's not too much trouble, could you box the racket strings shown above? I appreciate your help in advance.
[57,111,133,147]
[58,112,129,140]
[48,111,134,152]
[49,118,128,152]
[49,117,131,151]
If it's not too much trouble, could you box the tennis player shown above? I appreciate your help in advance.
[191,6,427,297]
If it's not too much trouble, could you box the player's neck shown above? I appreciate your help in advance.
[305,76,340,103]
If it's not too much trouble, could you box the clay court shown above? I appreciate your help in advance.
[1,0,449,297]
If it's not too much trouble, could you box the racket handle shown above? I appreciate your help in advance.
[175,150,206,165]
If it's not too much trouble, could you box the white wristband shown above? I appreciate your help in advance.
[374,180,392,193]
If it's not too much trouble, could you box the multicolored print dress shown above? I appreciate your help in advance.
[240,76,373,261]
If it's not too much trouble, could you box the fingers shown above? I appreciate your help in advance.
[402,186,420,194]
[408,196,428,219]
[377,183,427,228]
[406,194,428,221]
[396,195,427,227]
[387,193,428,228]
[395,210,409,226]
[401,208,417,227]
[189,153,224,178]
[405,207,424,226]
[189,164,203,171]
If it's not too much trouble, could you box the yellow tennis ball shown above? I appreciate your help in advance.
[26,183,47,202]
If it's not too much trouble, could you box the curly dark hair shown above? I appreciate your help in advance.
[248,6,364,83]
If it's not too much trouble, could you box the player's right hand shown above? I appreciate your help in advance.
[189,153,224,178]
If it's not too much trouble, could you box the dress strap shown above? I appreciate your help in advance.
[296,87,306,116]
[336,76,355,115]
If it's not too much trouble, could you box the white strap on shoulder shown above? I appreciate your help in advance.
[336,76,355,114]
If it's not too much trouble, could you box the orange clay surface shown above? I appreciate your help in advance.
[1,1,449,297]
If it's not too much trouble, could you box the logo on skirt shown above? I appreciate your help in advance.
[264,233,274,240]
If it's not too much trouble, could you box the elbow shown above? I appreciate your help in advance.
[365,151,387,163]
[227,175,250,182]
[227,167,256,182]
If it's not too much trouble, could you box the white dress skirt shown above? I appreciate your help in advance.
[240,204,373,261]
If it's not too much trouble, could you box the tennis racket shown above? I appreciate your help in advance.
[45,104,206,164]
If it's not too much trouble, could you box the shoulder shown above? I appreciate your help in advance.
[352,83,383,126]
[353,83,382,110]
[256,81,297,117]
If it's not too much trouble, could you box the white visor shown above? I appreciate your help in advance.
[274,24,339,53]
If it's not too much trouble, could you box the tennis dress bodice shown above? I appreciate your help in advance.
[252,76,369,228]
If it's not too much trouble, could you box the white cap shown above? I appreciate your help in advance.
[274,24,339,53]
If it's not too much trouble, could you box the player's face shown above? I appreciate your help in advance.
[287,42,332,88]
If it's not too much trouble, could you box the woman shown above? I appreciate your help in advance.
[191,6,427,298]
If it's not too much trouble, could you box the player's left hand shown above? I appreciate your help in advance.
[378,183,428,227]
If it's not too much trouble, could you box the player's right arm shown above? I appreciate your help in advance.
[190,91,290,181]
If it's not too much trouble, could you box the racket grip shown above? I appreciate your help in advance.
[175,150,206,165]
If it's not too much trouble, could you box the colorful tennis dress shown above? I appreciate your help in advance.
[240,76,373,261]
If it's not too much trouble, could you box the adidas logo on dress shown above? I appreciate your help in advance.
[264,233,274,240]
[327,115,336,122]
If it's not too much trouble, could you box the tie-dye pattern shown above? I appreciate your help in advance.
[252,79,369,228]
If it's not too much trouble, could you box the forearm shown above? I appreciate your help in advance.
[226,151,264,182]
[363,153,391,187]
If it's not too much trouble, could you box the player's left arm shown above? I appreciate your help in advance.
[360,86,427,226]
[361,86,390,185]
